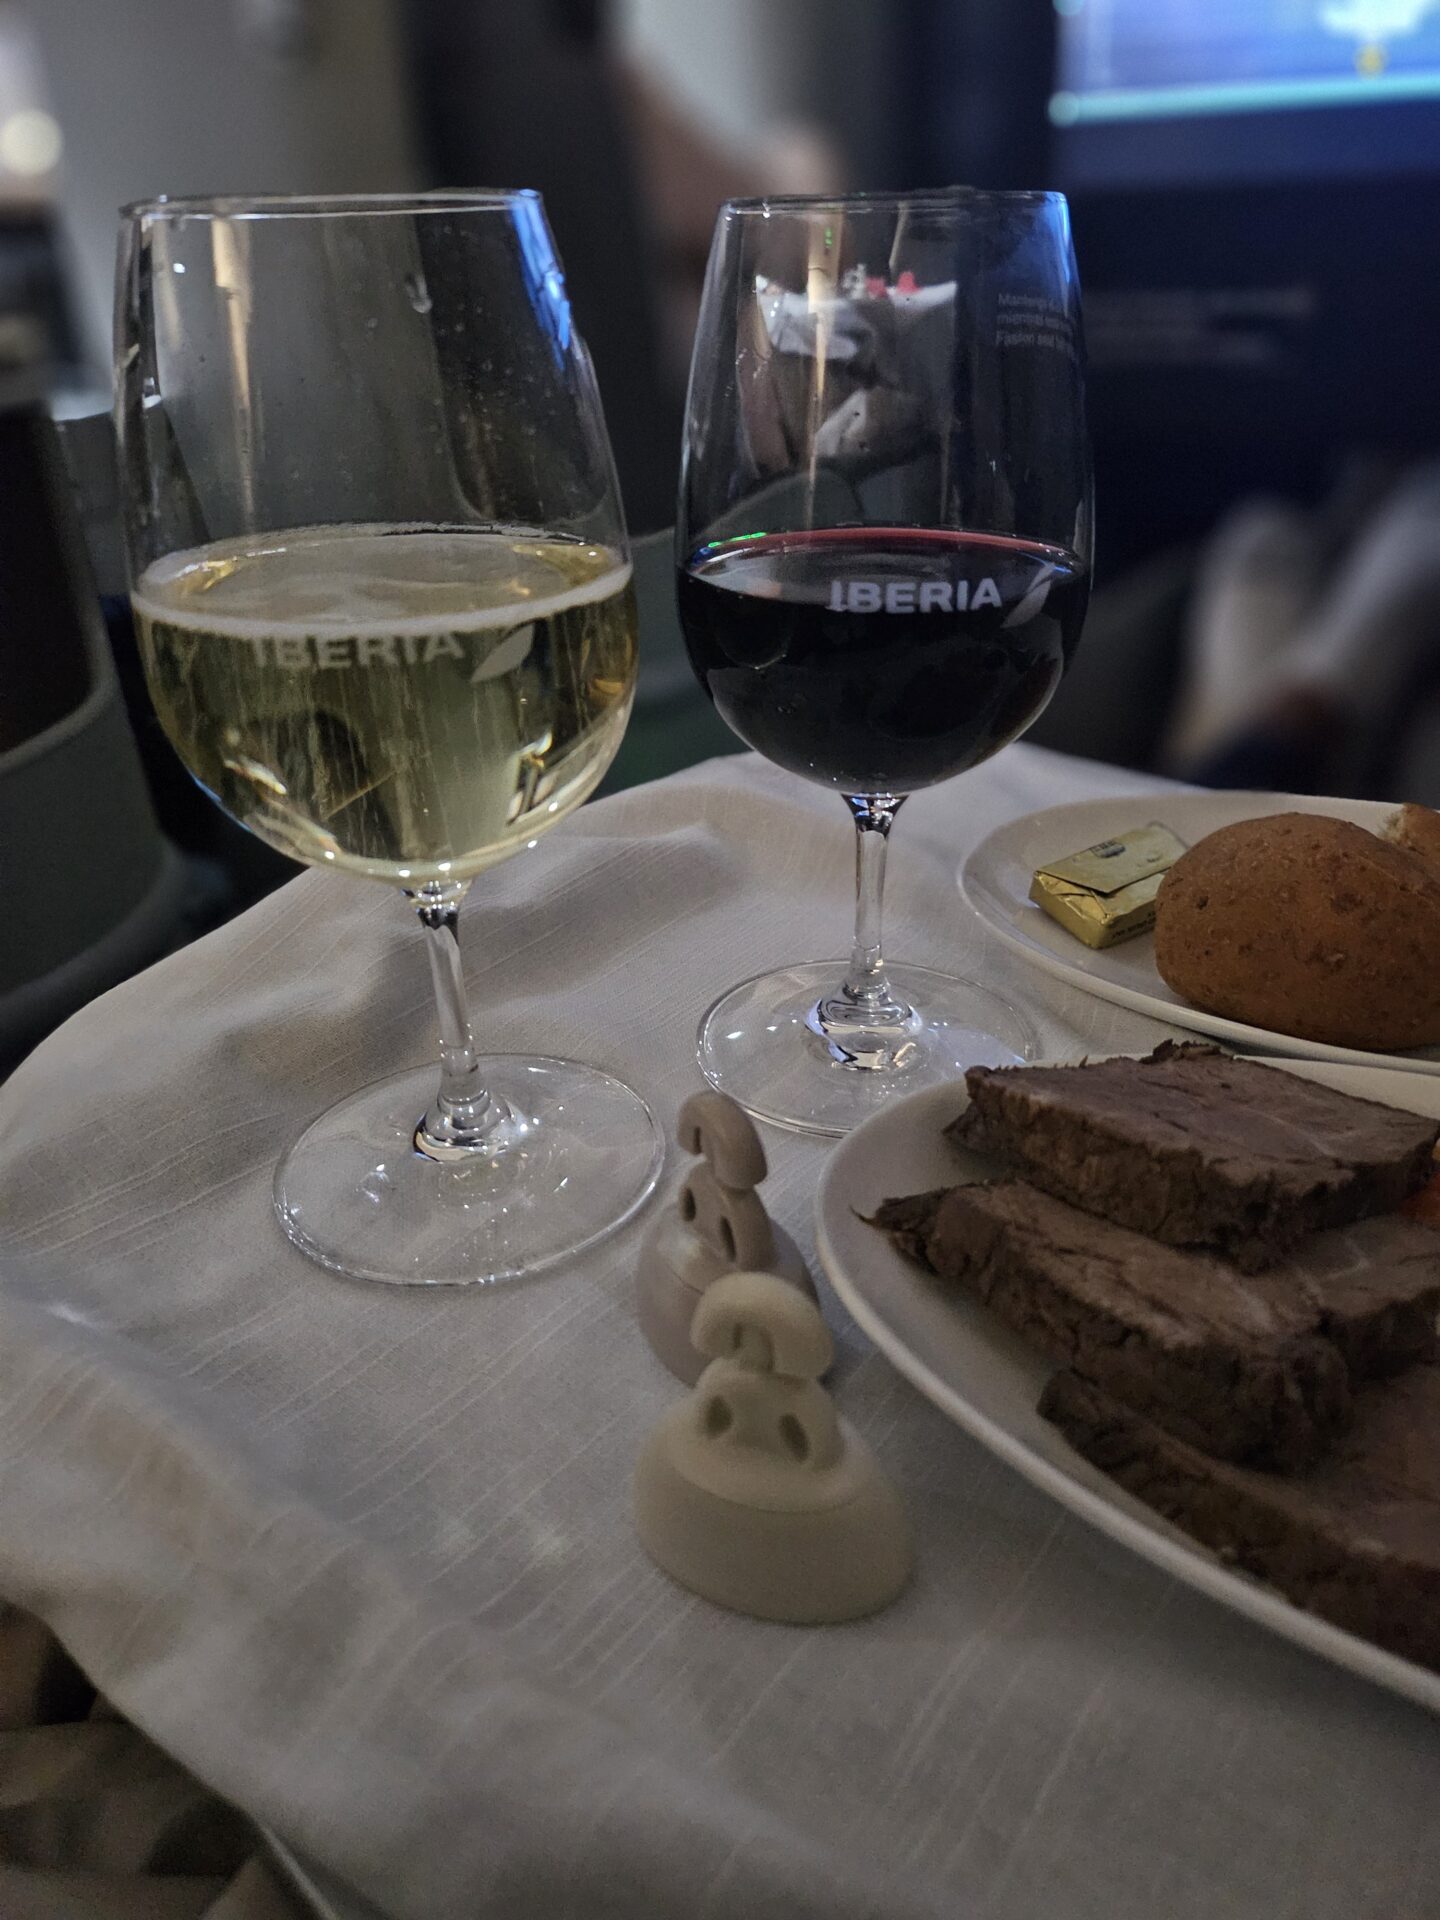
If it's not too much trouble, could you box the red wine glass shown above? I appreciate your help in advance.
[676,189,1092,1134]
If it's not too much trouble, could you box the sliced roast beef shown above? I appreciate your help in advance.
[1041,1365,1440,1675]
[948,1042,1439,1271]
[869,1179,1440,1469]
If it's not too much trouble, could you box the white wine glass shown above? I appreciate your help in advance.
[115,191,661,1284]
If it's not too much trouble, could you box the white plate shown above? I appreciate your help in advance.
[959,790,1440,1077]
[814,1056,1440,1717]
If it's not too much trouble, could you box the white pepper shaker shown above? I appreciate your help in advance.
[636,1090,813,1385]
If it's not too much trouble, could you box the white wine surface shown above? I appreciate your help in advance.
[133,524,636,883]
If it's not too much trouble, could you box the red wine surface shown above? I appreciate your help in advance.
[678,527,1088,794]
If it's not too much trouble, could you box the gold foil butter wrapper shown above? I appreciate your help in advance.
[1029,824,1187,949]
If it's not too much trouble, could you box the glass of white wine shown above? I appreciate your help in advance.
[115,191,661,1285]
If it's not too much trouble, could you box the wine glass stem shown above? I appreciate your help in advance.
[408,882,516,1160]
[841,792,906,1009]
[805,794,918,1071]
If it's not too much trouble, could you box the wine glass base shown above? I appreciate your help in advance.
[697,962,1038,1138]
[274,1056,663,1286]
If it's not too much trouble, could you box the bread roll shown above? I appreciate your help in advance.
[1154,813,1440,1051]
[1385,802,1440,875]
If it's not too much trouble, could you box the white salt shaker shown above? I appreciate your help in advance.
[634,1270,913,1624]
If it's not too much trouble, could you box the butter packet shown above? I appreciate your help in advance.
[1029,823,1187,949]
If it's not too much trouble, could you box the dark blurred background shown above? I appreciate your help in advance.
[6,0,1440,1069]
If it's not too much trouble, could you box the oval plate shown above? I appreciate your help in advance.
[815,1055,1440,1717]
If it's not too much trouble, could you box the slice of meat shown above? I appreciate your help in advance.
[1041,1365,1440,1675]
[948,1042,1439,1271]
[1293,1217,1440,1380]
[868,1189,948,1265]
[869,1180,1440,1470]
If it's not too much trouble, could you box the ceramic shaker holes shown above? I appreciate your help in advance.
[636,1089,815,1385]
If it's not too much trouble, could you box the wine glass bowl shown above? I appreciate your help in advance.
[675,189,1092,1135]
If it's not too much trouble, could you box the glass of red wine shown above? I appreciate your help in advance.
[676,189,1092,1134]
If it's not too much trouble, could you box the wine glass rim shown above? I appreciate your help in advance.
[721,187,1067,215]
[121,189,542,222]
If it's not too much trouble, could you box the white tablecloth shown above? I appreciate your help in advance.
[1,745,1436,1920]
